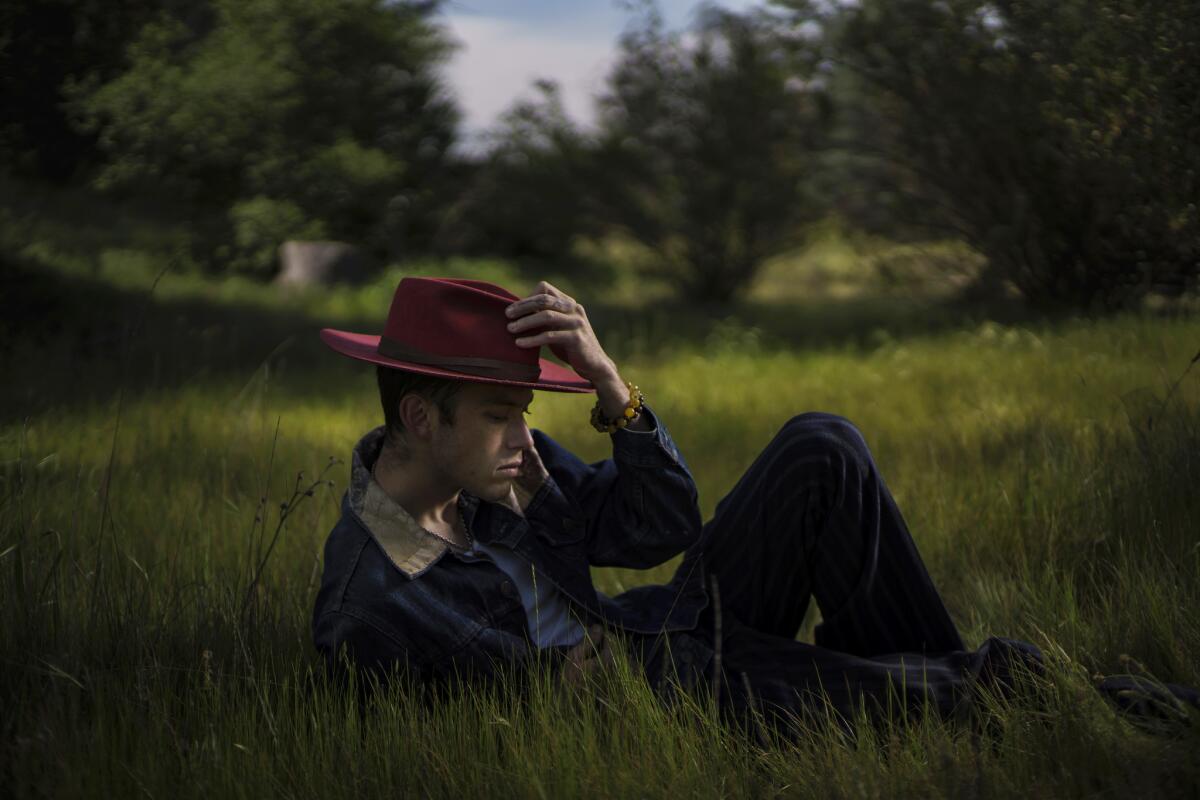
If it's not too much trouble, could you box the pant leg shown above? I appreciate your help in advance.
[657,413,1045,735]
[710,614,1043,739]
[675,412,964,657]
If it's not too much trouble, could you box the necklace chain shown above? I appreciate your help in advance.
[372,455,474,552]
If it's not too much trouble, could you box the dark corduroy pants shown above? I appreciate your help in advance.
[636,412,1042,736]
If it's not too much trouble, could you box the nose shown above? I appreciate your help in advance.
[506,417,535,451]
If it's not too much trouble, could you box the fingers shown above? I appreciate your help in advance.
[520,445,545,468]
[560,662,591,689]
[513,330,568,349]
[505,291,579,320]
[511,448,549,510]
[581,623,604,651]
[556,623,604,690]
[505,282,609,380]
[563,625,604,664]
[534,280,567,299]
[557,625,621,691]
[506,308,582,335]
[600,638,618,668]
[518,447,548,479]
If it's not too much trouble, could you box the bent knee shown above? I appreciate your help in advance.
[776,412,871,463]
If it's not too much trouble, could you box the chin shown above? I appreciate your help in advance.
[476,481,512,503]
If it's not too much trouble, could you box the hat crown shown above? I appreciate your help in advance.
[379,277,540,375]
[317,276,593,393]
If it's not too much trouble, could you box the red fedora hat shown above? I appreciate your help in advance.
[320,277,595,393]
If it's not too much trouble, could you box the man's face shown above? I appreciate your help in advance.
[427,382,536,503]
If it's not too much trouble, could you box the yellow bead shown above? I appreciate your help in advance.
[624,407,635,418]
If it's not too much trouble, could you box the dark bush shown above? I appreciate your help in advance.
[435,81,603,265]
[592,6,829,304]
[444,7,829,304]
[826,0,1200,309]
[71,0,459,269]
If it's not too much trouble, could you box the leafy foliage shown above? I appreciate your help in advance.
[592,6,829,303]
[226,196,328,276]
[71,0,458,268]
[824,0,1200,309]
[436,81,603,264]
[7,0,1200,309]
[0,0,164,180]
[450,6,828,304]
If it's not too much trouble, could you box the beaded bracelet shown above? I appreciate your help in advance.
[590,380,644,433]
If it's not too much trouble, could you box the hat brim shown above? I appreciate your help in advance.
[320,329,596,393]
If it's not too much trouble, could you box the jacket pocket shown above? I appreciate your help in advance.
[553,516,588,546]
[527,504,588,547]
[348,581,484,670]
[525,476,589,547]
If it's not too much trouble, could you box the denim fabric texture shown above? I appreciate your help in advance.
[653,414,1045,734]
[313,407,1045,734]
[312,405,713,689]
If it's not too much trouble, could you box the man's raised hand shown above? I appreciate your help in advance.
[504,281,617,384]
[505,281,647,430]
[503,445,549,516]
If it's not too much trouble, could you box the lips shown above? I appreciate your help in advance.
[497,462,522,473]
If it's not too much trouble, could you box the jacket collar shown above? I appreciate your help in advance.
[348,426,481,579]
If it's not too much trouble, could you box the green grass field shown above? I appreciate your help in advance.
[2,251,1199,798]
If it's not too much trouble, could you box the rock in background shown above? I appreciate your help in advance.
[276,241,373,287]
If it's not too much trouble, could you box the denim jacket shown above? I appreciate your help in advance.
[311,405,712,689]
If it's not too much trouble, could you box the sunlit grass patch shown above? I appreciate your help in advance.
[2,261,1199,796]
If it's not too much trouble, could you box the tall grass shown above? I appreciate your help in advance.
[2,259,1199,797]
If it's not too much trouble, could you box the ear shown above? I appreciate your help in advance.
[397,393,434,442]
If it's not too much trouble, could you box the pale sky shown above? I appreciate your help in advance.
[440,0,762,146]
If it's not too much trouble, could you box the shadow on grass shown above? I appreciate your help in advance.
[584,291,1040,358]
[0,251,1127,425]
[0,254,361,425]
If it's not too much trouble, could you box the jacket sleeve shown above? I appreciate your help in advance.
[527,404,703,569]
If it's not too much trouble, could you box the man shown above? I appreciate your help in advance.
[313,276,1196,737]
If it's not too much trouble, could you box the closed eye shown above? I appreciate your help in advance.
[486,406,532,422]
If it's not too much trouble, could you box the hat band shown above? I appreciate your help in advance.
[377,336,541,381]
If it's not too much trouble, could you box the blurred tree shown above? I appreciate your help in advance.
[435,80,603,264]
[70,0,458,274]
[592,4,829,303]
[0,0,163,181]
[455,4,828,303]
[805,0,1200,309]
[227,195,328,276]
